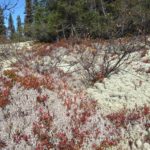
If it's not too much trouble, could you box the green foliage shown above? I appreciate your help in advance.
[32,4,51,41]
[8,13,15,40]
[0,7,6,37]
[12,16,24,42]
[47,12,62,34]
[24,0,33,38]
[14,15,24,42]
[17,16,22,34]
[30,0,150,41]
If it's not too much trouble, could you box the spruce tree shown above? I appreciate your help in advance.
[0,7,6,37]
[17,15,23,40]
[25,0,33,24]
[24,0,33,37]
[33,0,38,7]
[8,13,15,40]
[17,16,22,33]
[32,0,150,41]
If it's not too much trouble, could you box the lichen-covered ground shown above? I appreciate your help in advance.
[0,37,150,150]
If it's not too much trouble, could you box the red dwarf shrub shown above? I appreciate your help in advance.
[37,95,48,103]
[32,90,119,150]
[106,105,150,128]
[0,88,10,108]
[0,139,7,149]
[13,131,30,144]
[4,69,54,90]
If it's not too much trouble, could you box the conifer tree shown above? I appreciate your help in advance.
[17,16,22,32]
[0,7,6,37]
[32,0,150,41]
[24,0,33,37]
[17,15,23,39]
[8,13,15,40]
[25,0,33,24]
[33,0,38,6]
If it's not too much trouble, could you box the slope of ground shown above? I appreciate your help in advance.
[0,37,149,150]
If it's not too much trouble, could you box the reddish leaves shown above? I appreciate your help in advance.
[13,132,30,144]
[106,111,126,128]
[97,138,118,150]
[4,69,17,79]
[4,69,54,90]
[0,89,10,108]
[106,106,150,128]
[0,139,7,149]
[37,95,48,103]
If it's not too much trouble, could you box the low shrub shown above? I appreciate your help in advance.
[33,90,119,150]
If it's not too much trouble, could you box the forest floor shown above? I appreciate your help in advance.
[0,37,150,150]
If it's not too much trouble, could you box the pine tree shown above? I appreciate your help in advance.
[24,0,33,37]
[0,7,6,37]
[8,13,15,39]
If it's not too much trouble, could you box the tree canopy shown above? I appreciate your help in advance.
[1,0,150,42]
[31,0,150,41]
